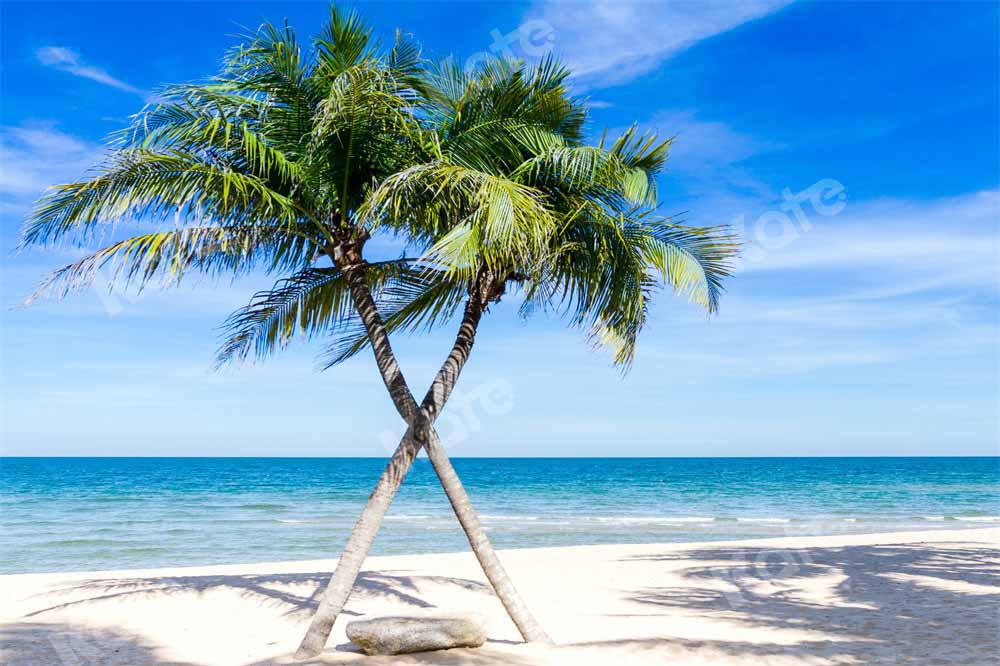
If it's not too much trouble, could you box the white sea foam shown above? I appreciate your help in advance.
[954,516,1000,522]
[597,516,715,525]
[384,514,432,521]
[480,515,540,521]
[736,517,791,524]
[922,516,946,521]
[843,518,859,522]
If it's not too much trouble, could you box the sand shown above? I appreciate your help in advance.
[2,528,998,665]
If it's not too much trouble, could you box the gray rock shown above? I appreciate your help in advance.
[345,613,487,655]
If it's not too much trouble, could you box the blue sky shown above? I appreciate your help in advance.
[1,1,997,457]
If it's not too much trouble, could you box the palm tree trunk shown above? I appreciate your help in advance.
[422,428,552,643]
[416,290,550,643]
[296,263,422,660]
[295,267,548,659]
[294,426,421,659]
[341,263,419,421]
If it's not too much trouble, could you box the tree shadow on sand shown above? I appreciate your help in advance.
[614,541,999,664]
[1,621,539,666]
[15,570,496,663]
[23,569,489,620]
[0,621,199,666]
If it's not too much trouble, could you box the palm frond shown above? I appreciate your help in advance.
[640,220,739,313]
[223,20,317,110]
[320,267,466,368]
[315,5,376,76]
[25,224,319,305]
[364,161,556,278]
[22,149,311,246]
[122,97,307,192]
[386,29,423,83]
[522,206,738,367]
[217,258,419,365]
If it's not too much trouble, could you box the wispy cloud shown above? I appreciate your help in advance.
[600,108,782,226]
[742,189,999,284]
[528,0,791,89]
[653,110,775,174]
[611,188,1000,384]
[0,123,99,207]
[36,46,144,96]
[643,109,781,206]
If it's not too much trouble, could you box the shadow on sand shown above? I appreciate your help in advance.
[0,619,538,666]
[8,570,493,664]
[0,622,199,666]
[614,540,999,663]
[23,570,489,620]
[4,540,997,665]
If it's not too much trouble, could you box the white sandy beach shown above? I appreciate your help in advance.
[2,528,997,666]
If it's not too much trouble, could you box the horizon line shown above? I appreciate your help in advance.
[3,455,997,460]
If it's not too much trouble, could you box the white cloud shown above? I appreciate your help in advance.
[740,189,1000,290]
[653,110,773,172]
[647,344,899,376]
[715,297,968,330]
[36,46,144,96]
[643,109,780,204]
[527,0,792,89]
[596,108,781,224]
[0,123,99,203]
[623,189,1000,381]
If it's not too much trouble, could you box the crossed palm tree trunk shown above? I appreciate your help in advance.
[295,264,550,658]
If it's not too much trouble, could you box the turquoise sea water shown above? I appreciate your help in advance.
[2,457,998,573]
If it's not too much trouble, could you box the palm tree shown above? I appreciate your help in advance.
[21,6,554,650]
[222,58,737,655]
[20,5,738,659]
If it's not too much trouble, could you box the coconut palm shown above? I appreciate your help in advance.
[219,58,738,655]
[20,6,551,648]
[20,6,738,660]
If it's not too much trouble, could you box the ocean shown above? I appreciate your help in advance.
[2,457,998,574]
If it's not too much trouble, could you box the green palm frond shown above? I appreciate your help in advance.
[315,5,376,76]
[595,125,674,206]
[217,258,419,365]
[310,63,419,215]
[419,56,584,145]
[23,148,312,247]
[442,118,565,174]
[386,29,424,83]
[223,20,317,110]
[363,161,556,277]
[25,224,319,305]
[603,125,672,174]
[122,98,308,193]
[521,206,737,367]
[513,144,653,207]
[639,219,738,313]
[320,266,466,368]
[217,267,351,365]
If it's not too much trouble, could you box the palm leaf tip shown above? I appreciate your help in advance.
[644,222,739,314]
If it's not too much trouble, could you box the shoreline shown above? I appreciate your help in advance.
[3,527,997,665]
[3,524,998,581]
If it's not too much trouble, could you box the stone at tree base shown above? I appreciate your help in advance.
[345,614,487,655]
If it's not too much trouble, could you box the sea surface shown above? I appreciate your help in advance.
[2,457,998,574]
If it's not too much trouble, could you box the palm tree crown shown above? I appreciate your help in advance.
[22,6,736,373]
